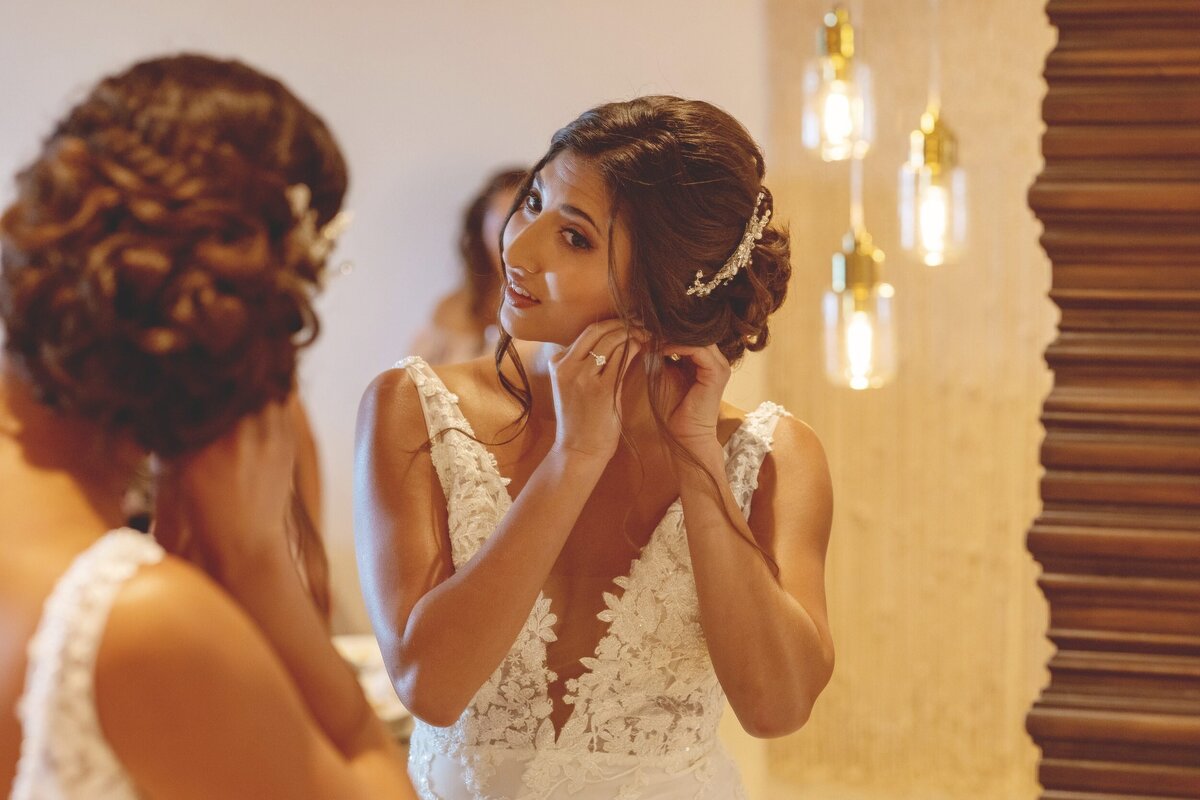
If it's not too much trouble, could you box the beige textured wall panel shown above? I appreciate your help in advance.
[759,1,1057,797]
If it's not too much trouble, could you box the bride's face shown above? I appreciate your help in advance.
[499,151,632,346]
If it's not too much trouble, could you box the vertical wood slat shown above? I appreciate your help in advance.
[1028,1,1200,797]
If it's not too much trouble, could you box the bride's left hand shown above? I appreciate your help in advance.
[661,343,732,448]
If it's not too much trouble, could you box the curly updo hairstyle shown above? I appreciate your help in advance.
[0,54,348,457]
[496,95,791,425]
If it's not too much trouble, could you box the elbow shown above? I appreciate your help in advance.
[737,697,814,739]
[391,656,469,728]
[738,650,834,739]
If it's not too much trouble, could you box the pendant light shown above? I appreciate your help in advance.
[802,5,874,162]
[898,0,966,266]
[823,158,897,389]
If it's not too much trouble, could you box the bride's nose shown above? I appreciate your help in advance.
[502,217,547,275]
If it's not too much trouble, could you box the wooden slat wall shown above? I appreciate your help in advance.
[1026,2,1200,797]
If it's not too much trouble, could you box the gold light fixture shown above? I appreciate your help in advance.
[823,229,896,390]
[823,159,896,390]
[802,5,874,162]
[898,0,966,266]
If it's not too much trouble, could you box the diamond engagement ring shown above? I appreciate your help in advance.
[588,350,608,367]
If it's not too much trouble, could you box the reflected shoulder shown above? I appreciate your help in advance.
[768,415,830,479]
[356,367,431,453]
[762,414,833,519]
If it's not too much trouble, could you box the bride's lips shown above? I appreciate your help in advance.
[505,278,541,308]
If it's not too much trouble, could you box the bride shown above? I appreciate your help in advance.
[357,95,834,799]
[0,54,413,799]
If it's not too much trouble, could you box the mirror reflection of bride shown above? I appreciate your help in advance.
[357,95,835,800]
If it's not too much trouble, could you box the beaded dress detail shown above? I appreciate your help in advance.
[399,356,788,800]
[10,529,164,800]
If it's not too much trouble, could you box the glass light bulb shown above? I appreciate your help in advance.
[845,310,875,389]
[802,59,874,162]
[917,183,950,265]
[899,132,967,266]
[822,81,855,150]
[823,284,897,390]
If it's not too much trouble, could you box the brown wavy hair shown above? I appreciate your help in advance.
[495,96,791,571]
[0,53,347,615]
[460,167,526,327]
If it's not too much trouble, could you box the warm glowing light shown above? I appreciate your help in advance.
[822,271,897,391]
[822,82,855,149]
[846,310,875,389]
[801,4,873,165]
[917,183,949,266]
[899,110,966,266]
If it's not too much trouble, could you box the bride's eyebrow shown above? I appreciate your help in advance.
[560,203,600,234]
[534,170,605,235]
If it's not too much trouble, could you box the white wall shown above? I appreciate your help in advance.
[0,0,770,632]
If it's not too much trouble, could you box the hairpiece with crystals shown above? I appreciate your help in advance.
[286,183,353,264]
[686,191,771,299]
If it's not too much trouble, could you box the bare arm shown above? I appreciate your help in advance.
[658,342,834,738]
[96,558,414,800]
[678,415,834,738]
[354,369,606,725]
[153,400,399,767]
[356,322,640,725]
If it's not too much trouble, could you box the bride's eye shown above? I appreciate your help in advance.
[524,190,543,213]
[562,228,593,251]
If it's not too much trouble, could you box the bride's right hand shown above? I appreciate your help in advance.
[153,397,297,578]
[548,319,643,463]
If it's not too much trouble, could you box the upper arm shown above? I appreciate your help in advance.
[353,369,454,670]
[95,559,396,800]
[748,415,835,660]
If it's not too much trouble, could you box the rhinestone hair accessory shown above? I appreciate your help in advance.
[286,183,353,264]
[686,191,771,298]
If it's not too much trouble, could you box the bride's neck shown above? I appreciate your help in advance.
[0,356,133,539]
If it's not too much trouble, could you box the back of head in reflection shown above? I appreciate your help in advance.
[409,167,526,364]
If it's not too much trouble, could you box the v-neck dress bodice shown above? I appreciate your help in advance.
[398,356,789,800]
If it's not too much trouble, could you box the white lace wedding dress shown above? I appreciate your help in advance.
[9,529,164,800]
[399,356,789,800]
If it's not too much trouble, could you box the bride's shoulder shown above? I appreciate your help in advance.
[92,556,327,793]
[357,354,513,440]
[721,400,822,456]
[95,556,256,692]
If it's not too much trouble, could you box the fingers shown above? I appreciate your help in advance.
[611,339,643,391]
[659,343,728,368]
[560,319,627,364]
[159,398,297,503]
[586,328,637,369]
[553,319,648,374]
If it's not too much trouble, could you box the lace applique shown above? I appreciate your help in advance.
[398,357,785,799]
[401,357,558,797]
[726,401,792,521]
[11,529,165,800]
[396,356,512,566]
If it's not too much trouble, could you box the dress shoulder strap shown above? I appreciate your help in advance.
[395,355,477,442]
[394,356,511,547]
[723,401,792,521]
[12,529,164,800]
